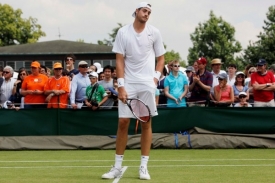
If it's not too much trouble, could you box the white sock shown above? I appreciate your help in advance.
[140,155,149,168]
[114,154,123,169]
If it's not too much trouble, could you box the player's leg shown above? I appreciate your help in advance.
[138,85,157,180]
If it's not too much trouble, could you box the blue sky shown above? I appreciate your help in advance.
[1,0,274,62]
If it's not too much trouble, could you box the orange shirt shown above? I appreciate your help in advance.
[44,76,70,108]
[22,74,49,104]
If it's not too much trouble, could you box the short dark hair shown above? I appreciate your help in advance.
[103,65,114,73]
[64,54,76,62]
[228,63,237,69]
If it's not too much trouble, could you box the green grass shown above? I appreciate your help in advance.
[0,149,274,183]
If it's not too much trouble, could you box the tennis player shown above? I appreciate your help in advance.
[101,2,165,180]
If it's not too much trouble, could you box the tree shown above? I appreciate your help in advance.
[243,5,275,65]
[187,11,242,68]
[0,3,46,46]
[98,23,123,46]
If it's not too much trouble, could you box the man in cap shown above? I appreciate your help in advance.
[21,61,48,108]
[210,58,226,88]
[44,63,70,108]
[69,61,90,109]
[251,59,275,107]
[188,57,213,105]
[102,2,165,180]
[84,72,108,110]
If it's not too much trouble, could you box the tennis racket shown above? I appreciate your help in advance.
[126,98,151,123]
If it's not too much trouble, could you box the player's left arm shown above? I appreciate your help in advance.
[154,55,165,85]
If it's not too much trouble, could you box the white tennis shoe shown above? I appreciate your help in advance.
[139,166,151,180]
[101,166,122,179]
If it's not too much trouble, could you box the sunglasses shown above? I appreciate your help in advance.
[54,68,62,70]
[20,73,26,76]
[239,95,246,99]
[249,71,255,74]
[66,58,73,61]
[79,65,88,68]
[89,77,96,79]
[185,71,191,73]
[218,78,224,81]
[173,65,180,67]
[3,71,10,74]
[237,75,244,78]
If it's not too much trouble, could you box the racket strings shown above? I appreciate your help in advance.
[130,100,150,122]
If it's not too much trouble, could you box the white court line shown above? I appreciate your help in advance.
[112,166,127,183]
[0,164,275,169]
[1,159,275,163]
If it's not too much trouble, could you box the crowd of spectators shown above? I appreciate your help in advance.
[1,55,275,109]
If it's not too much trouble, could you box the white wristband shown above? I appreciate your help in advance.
[154,71,161,80]
[117,78,124,88]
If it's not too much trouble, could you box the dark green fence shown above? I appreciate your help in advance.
[1,107,275,136]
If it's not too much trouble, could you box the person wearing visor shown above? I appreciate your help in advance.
[234,92,252,107]
[251,59,275,107]
[21,61,48,108]
[69,61,90,109]
[84,72,108,110]
[213,72,234,107]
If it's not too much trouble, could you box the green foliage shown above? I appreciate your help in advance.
[76,39,84,43]
[187,11,242,68]
[244,5,275,65]
[0,3,46,46]
[97,23,123,46]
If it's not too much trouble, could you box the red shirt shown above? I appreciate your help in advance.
[251,71,275,102]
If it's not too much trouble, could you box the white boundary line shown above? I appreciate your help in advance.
[1,159,275,163]
[112,166,127,183]
[0,164,275,169]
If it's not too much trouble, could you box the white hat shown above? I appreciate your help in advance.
[78,61,88,66]
[132,2,152,17]
[238,92,247,97]
[88,72,98,78]
[93,62,103,73]
[236,71,245,76]
[3,101,13,109]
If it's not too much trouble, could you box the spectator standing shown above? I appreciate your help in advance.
[98,72,105,81]
[251,59,275,107]
[0,66,16,105]
[65,54,79,80]
[98,65,114,108]
[157,67,167,106]
[188,57,213,105]
[21,61,48,108]
[193,60,198,73]
[44,63,70,108]
[211,58,226,88]
[11,67,28,108]
[101,2,165,180]
[227,63,237,86]
[233,71,249,103]
[164,60,188,107]
[69,61,90,109]
[40,65,48,76]
[84,72,108,110]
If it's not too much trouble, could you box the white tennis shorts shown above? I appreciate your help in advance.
[118,83,158,118]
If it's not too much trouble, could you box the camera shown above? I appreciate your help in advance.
[91,100,98,107]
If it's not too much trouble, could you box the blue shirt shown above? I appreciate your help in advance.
[164,72,188,107]
[70,73,90,104]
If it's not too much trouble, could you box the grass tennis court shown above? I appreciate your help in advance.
[0,149,274,183]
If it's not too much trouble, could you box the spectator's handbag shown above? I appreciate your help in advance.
[87,83,99,106]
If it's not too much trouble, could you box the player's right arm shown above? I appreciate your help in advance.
[116,53,127,103]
